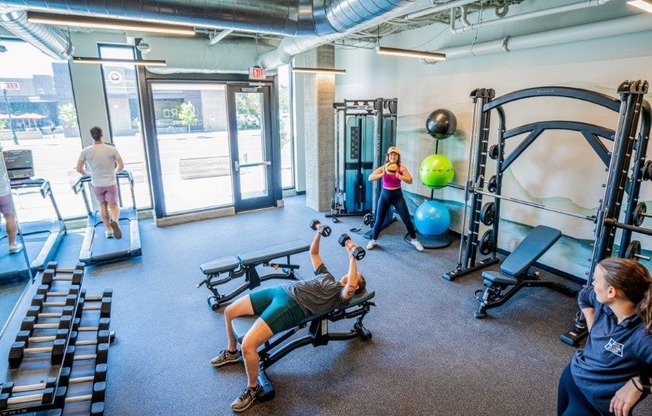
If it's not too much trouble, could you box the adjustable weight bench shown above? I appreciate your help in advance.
[197,239,310,310]
[230,290,375,401]
[474,225,577,318]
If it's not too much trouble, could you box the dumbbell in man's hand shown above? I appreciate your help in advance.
[338,234,365,260]
[309,219,331,237]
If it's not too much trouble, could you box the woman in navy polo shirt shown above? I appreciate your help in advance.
[558,257,652,416]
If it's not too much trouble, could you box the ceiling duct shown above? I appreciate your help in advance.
[0,9,73,59]
[0,0,435,69]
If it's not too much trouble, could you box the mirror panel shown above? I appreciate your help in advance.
[0,147,32,336]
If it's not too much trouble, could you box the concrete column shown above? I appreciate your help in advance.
[294,45,335,212]
[68,32,126,145]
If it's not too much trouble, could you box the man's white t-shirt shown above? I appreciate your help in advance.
[78,143,121,187]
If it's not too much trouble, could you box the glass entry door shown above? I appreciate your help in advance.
[147,81,276,218]
[149,82,234,216]
[227,84,275,212]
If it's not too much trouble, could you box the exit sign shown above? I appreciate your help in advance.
[0,82,20,91]
[249,66,265,80]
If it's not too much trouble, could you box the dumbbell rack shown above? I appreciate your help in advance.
[0,262,114,415]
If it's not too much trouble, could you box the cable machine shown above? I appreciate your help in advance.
[329,98,397,222]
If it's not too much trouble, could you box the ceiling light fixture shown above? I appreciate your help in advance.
[27,12,196,36]
[376,46,446,61]
[627,0,652,13]
[72,57,167,67]
[292,67,346,75]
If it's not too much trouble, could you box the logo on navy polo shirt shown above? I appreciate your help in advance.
[605,338,624,357]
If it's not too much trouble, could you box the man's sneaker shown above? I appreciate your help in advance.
[110,220,122,240]
[410,238,424,252]
[366,239,377,250]
[230,384,262,412]
[105,229,114,238]
[210,349,241,367]
[8,242,23,254]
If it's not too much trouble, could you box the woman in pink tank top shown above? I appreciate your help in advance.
[366,146,423,252]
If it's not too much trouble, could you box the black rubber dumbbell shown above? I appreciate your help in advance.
[8,338,67,368]
[0,384,54,410]
[0,377,57,410]
[310,219,331,237]
[26,304,75,320]
[59,363,108,387]
[63,343,110,368]
[53,381,106,413]
[338,234,366,260]
[21,315,73,335]
[69,330,114,348]
[77,296,112,318]
[15,328,69,346]
[36,284,81,298]
[41,268,83,287]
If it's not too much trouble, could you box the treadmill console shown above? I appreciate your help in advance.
[3,149,34,179]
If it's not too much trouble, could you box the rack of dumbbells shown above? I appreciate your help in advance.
[0,262,114,415]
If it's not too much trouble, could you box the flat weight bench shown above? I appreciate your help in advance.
[474,225,577,318]
[231,290,376,401]
[197,239,310,310]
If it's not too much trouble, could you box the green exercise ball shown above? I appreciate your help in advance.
[419,154,454,188]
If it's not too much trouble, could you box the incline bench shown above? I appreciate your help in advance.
[197,240,310,310]
[231,290,376,401]
[474,225,577,318]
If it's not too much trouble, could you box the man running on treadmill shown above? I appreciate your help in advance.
[76,126,124,239]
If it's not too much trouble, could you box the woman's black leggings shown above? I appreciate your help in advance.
[371,188,416,240]
[557,363,601,416]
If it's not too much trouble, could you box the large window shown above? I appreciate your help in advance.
[99,44,151,209]
[0,38,85,219]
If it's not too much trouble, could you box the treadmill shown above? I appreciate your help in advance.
[73,170,141,264]
[0,149,66,280]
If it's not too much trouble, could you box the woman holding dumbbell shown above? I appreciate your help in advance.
[367,146,423,252]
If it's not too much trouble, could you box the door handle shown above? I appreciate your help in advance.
[238,161,272,168]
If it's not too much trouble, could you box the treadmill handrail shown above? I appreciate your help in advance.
[116,170,134,184]
[10,178,50,198]
[10,178,64,223]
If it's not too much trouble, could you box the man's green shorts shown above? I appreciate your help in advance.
[249,286,306,334]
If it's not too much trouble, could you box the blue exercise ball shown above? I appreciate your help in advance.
[414,200,451,236]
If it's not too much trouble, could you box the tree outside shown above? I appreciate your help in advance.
[175,102,198,133]
[58,102,80,137]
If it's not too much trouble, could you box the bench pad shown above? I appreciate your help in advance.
[501,225,561,277]
[200,256,241,275]
[232,290,375,343]
[482,270,518,285]
[238,239,310,267]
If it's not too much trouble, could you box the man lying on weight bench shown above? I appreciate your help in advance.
[210,223,366,412]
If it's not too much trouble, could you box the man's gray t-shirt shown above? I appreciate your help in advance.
[283,264,349,316]
[79,143,121,187]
